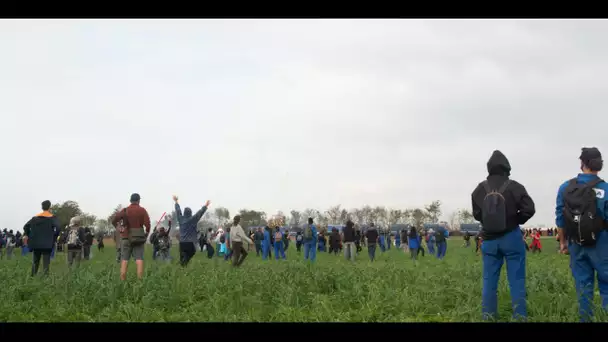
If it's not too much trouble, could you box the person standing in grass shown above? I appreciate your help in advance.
[354,228,362,254]
[342,220,357,262]
[407,227,420,261]
[205,228,215,258]
[434,226,448,259]
[66,216,86,269]
[425,229,435,255]
[329,227,340,255]
[23,200,60,276]
[395,230,401,249]
[83,227,94,260]
[303,218,318,262]
[529,228,542,253]
[6,230,16,259]
[463,232,471,248]
[282,229,290,252]
[273,227,286,260]
[556,147,608,322]
[262,226,272,260]
[365,224,379,261]
[472,150,536,321]
[230,215,253,267]
[254,227,264,256]
[172,195,211,267]
[295,231,304,253]
[112,193,152,280]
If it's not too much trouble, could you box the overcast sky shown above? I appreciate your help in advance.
[1,19,607,230]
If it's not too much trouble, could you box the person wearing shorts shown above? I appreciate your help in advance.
[121,239,145,261]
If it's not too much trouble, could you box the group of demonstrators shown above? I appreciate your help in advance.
[8,146,608,322]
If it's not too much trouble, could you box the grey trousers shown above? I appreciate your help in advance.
[344,242,356,261]
[67,249,82,268]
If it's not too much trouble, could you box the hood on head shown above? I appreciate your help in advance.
[487,150,511,176]
[183,207,192,218]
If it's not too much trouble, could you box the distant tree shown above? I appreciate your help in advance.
[214,207,230,227]
[373,206,388,228]
[389,209,402,227]
[80,213,97,228]
[425,200,442,223]
[402,209,413,225]
[289,210,302,226]
[340,209,349,223]
[360,205,373,225]
[238,209,267,229]
[326,205,342,225]
[350,208,364,225]
[459,209,475,224]
[51,201,83,230]
[412,208,428,228]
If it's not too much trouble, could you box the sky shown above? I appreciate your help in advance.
[1,19,607,231]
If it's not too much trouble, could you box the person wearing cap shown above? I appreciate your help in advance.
[172,195,211,267]
[112,193,152,280]
[555,147,608,322]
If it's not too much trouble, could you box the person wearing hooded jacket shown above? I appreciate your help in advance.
[471,150,535,321]
[173,195,211,267]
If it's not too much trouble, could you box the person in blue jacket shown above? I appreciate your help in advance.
[273,227,286,260]
[303,218,318,262]
[378,228,386,252]
[262,226,272,260]
[426,229,436,255]
[407,227,420,261]
[395,231,401,248]
[556,147,608,322]
[472,150,536,321]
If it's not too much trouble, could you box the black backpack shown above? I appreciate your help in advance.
[562,178,605,246]
[481,180,511,234]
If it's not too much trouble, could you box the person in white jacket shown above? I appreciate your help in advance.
[229,216,253,267]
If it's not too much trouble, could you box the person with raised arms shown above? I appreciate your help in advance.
[172,195,211,267]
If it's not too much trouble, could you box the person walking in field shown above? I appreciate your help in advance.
[556,147,608,322]
[253,227,264,256]
[342,220,357,262]
[426,229,435,255]
[262,226,272,260]
[172,195,211,267]
[365,224,379,261]
[6,230,16,259]
[229,215,253,267]
[23,200,60,276]
[472,150,536,321]
[97,232,105,252]
[224,227,233,261]
[407,227,420,261]
[529,228,542,253]
[329,227,340,255]
[303,218,318,263]
[295,231,304,253]
[83,227,94,260]
[273,227,286,260]
[112,193,152,280]
[66,216,86,269]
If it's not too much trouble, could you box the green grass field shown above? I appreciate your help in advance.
[0,237,604,322]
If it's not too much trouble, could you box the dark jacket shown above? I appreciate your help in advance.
[471,150,536,240]
[23,211,60,250]
[365,228,379,245]
[342,223,356,243]
[175,203,208,243]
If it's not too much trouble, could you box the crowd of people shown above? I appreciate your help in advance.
[3,146,607,323]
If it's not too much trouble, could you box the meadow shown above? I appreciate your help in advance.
[0,237,604,322]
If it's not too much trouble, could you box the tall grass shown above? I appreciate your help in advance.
[0,238,604,322]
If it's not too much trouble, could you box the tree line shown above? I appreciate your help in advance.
[37,200,477,236]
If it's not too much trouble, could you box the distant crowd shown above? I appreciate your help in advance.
[3,147,607,323]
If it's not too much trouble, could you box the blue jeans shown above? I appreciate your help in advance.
[152,246,159,260]
[262,243,270,260]
[274,241,286,260]
[436,241,447,259]
[481,227,527,320]
[427,242,435,255]
[368,244,377,261]
[568,230,608,322]
[304,242,316,262]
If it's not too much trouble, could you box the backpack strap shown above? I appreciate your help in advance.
[498,180,511,194]
[586,178,604,189]
[482,181,491,193]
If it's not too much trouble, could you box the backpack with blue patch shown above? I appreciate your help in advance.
[303,225,313,242]
[563,178,605,247]
[481,180,511,234]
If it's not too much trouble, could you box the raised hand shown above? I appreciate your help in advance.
[205,200,211,207]
[172,195,179,202]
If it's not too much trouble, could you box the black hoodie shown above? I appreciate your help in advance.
[471,150,536,241]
